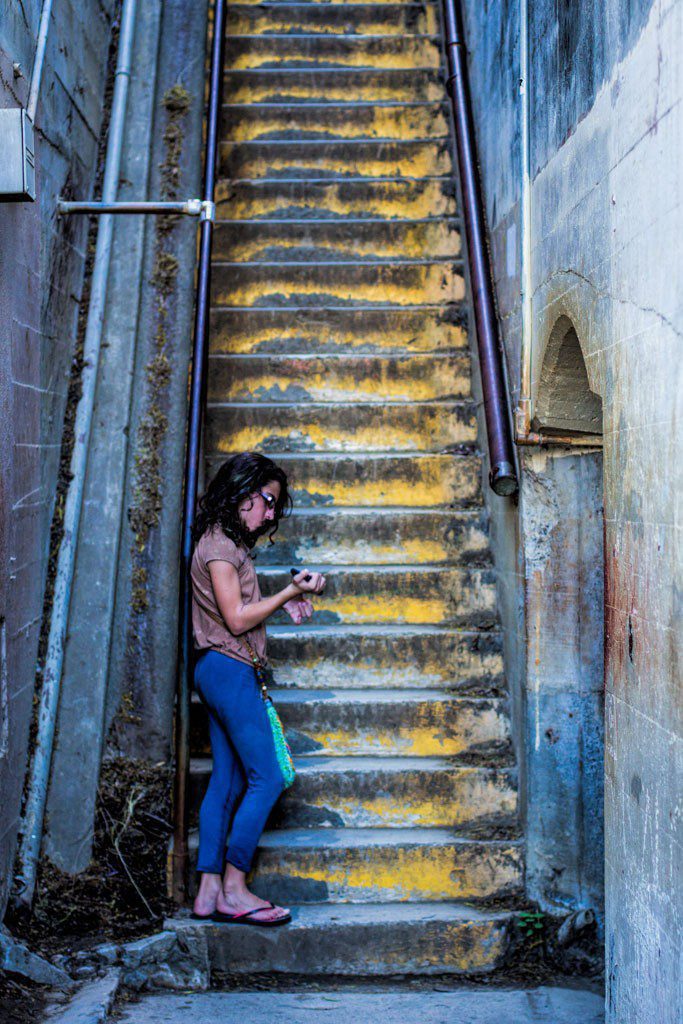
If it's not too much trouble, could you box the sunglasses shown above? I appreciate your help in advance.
[257,490,277,510]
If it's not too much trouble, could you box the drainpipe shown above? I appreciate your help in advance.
[172,0,227,903]
[27,0,54,122]
[15,0,138,909]
[516,0,533,439]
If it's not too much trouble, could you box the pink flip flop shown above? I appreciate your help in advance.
[211,901,291,927]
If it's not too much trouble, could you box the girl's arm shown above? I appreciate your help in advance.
[208,561,325,635]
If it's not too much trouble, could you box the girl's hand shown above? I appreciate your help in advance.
[283,596,314,625]
[291,569,326,594]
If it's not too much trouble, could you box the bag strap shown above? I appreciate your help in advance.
[201,603,270,699]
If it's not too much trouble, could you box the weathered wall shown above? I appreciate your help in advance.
[461,0,681,1017]
[43,0,208,873]
[0,0,115,916]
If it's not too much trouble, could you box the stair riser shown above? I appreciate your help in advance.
[207,353,470,403]
[209,308,467,355]
[172,915,511,976]
[215,179,457,220]
[226,5,439,37]
[191,697,511,758]
[261,566,496,626]
[220,139,452,179]
[221,103,449,143]
[187,842,523,903]
[224,35,442,71]
[205,402,477,454]
[223,70,444,105]
[189,766,517,830]
[266,630,504,693]
[212,220,461,262]
[212,261,464,308]
[254,510,490,565]
[208,454,481,508]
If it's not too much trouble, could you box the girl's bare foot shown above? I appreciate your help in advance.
[219,882,290,922]
[193,872,223,918]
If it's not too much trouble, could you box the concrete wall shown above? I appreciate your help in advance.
[0,0,115,916]
[461,0,682,1018]
[43,0,208,873]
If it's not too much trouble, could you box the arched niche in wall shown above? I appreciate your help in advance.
[534,315,602,435]
[523,315,605,923]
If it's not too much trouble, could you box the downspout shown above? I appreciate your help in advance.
[171,0,226,902]
[15,0,138,908]
[516,0,533,438]
[27,0,54,122]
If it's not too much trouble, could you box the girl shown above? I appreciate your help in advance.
[190,451,325,925]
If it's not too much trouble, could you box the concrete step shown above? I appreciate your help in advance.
[226,4,440,37]
[259,564,497,626]
[206,351,470,402]
[191,688,511,759]
[189,756,517,831]
[253,508,490,565]
[229,0,438,6]
[223,68,445,105]
[223,34,442,71]
[186,828,524,903]
[205,400,477,453]
[207,452,482,508]
[210,260,464,308]
[220,102,449,143]
[215,178,457,220]
[220,138,452,180]
[212,218,461,262]
[209,306,466,355]
[166,903,514,976]
[264,625,504,694]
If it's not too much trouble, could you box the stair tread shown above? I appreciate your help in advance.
[212,258,461,265]
[214,216,458,223]
[254,562,489,573]
[207,399,471,407]
[190,754,512,772]
[226,3,441,8]
[224,32,441,38]
[209,303,462,311]
[268,622,500,635]
[187,827,521,849]
[192,687,503,704]
[167,901,515,929]
[251,504,486,514]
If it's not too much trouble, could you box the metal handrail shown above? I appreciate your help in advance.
[442,0,518,496]
[171,0,227,903]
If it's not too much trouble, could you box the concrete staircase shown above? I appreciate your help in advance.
[170,0,523,977]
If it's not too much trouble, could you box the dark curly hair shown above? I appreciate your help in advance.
[193,452,292,548]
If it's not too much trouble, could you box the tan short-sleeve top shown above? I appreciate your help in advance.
[191,526,267,667]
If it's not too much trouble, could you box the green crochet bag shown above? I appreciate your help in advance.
[242,635,296,790]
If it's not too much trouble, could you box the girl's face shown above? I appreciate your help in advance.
[237,478,281,537]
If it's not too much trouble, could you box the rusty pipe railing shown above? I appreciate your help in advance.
[442,0,518,496]
[172,0,227,903]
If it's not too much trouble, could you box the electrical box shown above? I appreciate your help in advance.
[0,108,36,202]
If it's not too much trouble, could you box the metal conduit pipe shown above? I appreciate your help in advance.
[172,0,227,903]
[15,0,139,908]
[442,0,518,497]
[27,0,55,122]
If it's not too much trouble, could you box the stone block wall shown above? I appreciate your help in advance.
[0,0,115,916]
[460,0,681,1019]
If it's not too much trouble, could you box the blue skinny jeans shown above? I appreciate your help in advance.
[194,649,285,875]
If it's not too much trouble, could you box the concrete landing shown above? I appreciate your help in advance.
[114,988,604,1023]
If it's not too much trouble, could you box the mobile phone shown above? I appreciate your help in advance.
[290,567,312,582]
